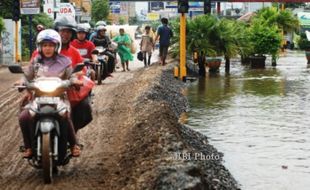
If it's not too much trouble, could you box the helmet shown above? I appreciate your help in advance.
[95,21,106,27]
[96,25,107,32]
[54,15,77,32]
[76,23,90,33]
[36,29,62,54]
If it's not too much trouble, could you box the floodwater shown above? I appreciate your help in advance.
[185,51,310,190]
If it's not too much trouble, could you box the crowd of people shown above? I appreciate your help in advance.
[19,16,174,158]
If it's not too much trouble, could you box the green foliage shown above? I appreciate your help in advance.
[169,15,253,61]
[276,10,299,32]
[21,13,54,60]
[297,32,310,50]
[148,20,161,33]
[233,21,253,57]
[91,0,109,23]
[249,21,282,56]
[119,16,126,25]
[255,7,299,32]
[129,16,138,25]
[185,15,217,56]
[0,0,14,18]
[0,17,5,36]
[248,7,297,57]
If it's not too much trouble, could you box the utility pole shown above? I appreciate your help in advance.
[178,0,189,81]
[53,0,57,19]
[13,0,21,63]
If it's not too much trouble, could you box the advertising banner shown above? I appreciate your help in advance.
[20,0,40,14]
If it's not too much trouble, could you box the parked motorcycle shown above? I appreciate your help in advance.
[9,64,84,184]
[91,46,115,85]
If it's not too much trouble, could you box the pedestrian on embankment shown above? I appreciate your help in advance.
[112,28,133,72]
[155,17,173,66]
[140,25,154,67]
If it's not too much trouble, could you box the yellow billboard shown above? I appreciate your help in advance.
[147,13,160,21]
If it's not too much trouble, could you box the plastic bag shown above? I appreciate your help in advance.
[130,42,136,54]
[129,35,136,54]
[67,76,95,107]
[137,51,143,61]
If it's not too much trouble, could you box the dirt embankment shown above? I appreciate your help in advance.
[102,64,240,190]
[0,62,239,190]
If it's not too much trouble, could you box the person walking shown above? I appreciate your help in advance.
[140,25,154,67]
[155,18,173,66]
[112,28,133,71]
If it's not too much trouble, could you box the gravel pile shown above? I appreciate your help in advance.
[115,64,240,190]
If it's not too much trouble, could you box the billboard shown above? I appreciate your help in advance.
[20,0,40,14]
[44,3,76,19]
[110,2,121,14]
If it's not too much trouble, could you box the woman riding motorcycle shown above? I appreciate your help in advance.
[19,29,81,158]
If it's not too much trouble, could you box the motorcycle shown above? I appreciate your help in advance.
[91,46,116,85]
[9,64,84,184]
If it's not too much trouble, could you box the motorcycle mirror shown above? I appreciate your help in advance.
[8,64,24,74]
[91,49,99,55]
[73,64,85,73]
[83,58,91,65]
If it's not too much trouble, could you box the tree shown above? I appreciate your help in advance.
[0,0,14,19]
[0,17,5,36]
[21,13,53,59]
[91,0,110,23]
[129,16,138,25]
[119,16,126,25]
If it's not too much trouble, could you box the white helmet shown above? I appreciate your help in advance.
[36,29,62,54]
[96,25,107,32]
[95,21,106,27]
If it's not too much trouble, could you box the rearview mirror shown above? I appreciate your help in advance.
[73,64,85,73]
[8,64,24,74]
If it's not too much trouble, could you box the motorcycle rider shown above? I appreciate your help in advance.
[53,16,93,134]
[30,16,93,145]
[91,25,115,75]
[89,21,107,41]
[71,24,96,81]
[91,25,111,48]
[19,29,81,158]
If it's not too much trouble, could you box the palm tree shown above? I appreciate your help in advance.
[254,7,299,65]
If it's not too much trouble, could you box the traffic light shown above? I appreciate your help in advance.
[204,0,211,14]
[178,0,189,14]
[12,0,20,21]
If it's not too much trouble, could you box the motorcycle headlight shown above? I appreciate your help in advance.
[34,80,61,93]
[40,121,55,133]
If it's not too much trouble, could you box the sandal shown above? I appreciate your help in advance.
[71,145,81,157]
[23,148,33,158]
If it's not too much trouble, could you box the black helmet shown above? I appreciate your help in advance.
[76,23,90,33]
[54,15,77,33]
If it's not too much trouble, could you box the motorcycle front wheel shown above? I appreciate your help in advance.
[97,64,102,85]
[42,133,52,184]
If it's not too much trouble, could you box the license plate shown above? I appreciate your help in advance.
[36,97,60,104]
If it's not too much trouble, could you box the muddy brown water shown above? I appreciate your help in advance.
[185,50,310,190]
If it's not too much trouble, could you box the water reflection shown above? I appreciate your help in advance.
[185,51,310,190]
[242,69,285,96]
